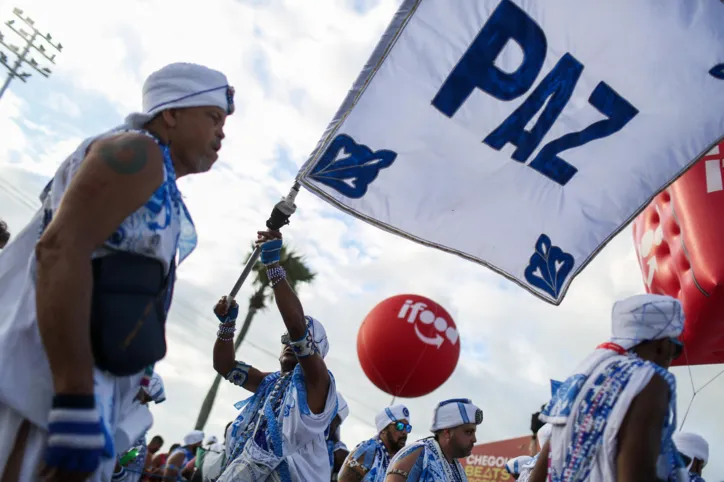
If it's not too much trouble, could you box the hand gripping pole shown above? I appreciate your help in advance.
[228,183,300,301]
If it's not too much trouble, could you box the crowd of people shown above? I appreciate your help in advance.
[0,61,716,481]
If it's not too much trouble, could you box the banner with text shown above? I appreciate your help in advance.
[298,0,724,304]
[460,436,532,481]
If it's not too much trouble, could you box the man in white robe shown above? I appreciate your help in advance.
[0,62,234,482]
[529,293,689,482]
[385,398,482,482]
[212,231,337,482]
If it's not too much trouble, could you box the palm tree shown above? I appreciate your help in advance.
[194,244,316,430]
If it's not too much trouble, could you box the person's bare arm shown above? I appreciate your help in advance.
[163,452,185,481]
[270,273,330,414]
[259,231,330,414]
[384,447,423,481]
[616,373,670,482]
[212,296,269,393]
[334,449,349,475]
[529,441,549,482]
[35,132,164,395]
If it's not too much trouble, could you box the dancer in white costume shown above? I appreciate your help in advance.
[529,294,688,482]
[0,62,233,482]
[213,231,338,482]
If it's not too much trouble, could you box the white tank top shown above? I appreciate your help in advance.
[0,126,196,427]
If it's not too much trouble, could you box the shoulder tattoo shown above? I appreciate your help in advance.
[99,135,152,175]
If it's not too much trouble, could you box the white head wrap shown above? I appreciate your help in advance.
[142,372,166,404]
[183,430,204,446]
[375,404,411,433]
[505,456,534,475]
[337,393,350,423]
[205,435,218,446]
[609,294,684,350]
[124,62,234,129]
[673,432,709,465]
[430,398,483,432]
[537,423,552,447]
[284,316,329,358]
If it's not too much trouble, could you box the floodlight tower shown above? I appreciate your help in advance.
[0,7,62,103]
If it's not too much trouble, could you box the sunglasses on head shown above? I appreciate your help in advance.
[393,421,412,433]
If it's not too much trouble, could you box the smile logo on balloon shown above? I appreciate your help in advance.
[358,294,461,397]
[398,299,459,348]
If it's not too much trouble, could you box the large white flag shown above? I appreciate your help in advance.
[297,0,724,305]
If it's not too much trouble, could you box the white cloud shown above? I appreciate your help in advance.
[1,0,722,480]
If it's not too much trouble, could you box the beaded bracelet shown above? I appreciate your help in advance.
[267,265,287,287]
[217,323,236,341]
[218,323,236,336]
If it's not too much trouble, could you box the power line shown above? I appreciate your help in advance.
[0,7,62,103]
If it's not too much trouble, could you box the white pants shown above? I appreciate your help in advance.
[0,403,118,481]
[0,370,151,482]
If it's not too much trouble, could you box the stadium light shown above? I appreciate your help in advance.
[0,7,62,103]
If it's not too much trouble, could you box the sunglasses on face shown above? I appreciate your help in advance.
[670,338,684,359]
[393,422,412,433]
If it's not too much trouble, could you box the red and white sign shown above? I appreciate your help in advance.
[460,436,533,481]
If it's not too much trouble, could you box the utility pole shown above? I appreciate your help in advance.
[0,7,62,103]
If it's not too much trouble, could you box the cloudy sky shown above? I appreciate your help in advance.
[1,0,722,479]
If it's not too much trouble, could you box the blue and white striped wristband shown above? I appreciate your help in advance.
[45,395,106,473]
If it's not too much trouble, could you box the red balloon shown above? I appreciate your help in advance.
[357,294,461,398]
[632,140,724,366]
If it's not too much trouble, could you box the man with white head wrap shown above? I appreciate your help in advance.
[212,231,338,482]
[164,430,204,481]
[516,424,551,482]
[673,432,709,481]
[529,294,688,482]
[0,62,233,482]
[386,398,483,481]
[338,403,412,482]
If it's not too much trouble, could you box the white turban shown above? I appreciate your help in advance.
[337,393,350,423]
[506,456,534,475]
[183,430,204,446]
[609,294,684,350]
[285,316,329,358]
[125,62,235,129]
[142,372,166,404]
[375,404,411,433]
[537,423,552,447]
[430,398,483,432]
[673,432,709,465]
[205,435,218,446]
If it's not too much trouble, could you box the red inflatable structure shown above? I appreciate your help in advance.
[357,294,461,397]
[632,140,724,366]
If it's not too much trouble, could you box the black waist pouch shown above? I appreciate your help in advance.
[90,252,175,376]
